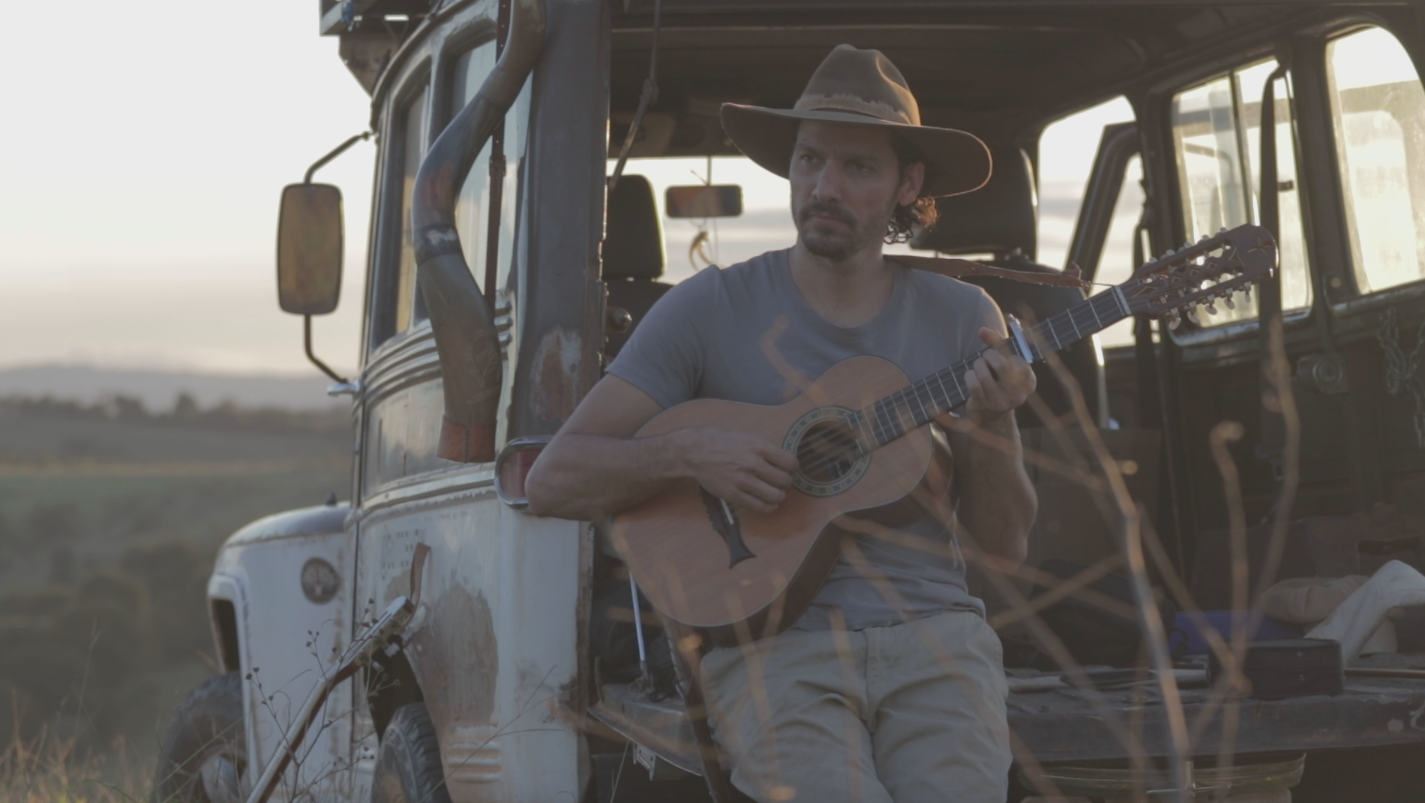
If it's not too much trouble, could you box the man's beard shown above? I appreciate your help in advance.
[794,199,889,262]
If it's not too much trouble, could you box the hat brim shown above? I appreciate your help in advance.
[720,104,992,198]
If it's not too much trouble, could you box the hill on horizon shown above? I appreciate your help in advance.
[0,364,343,411]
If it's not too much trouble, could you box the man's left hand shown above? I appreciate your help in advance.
[962,326,1036,425]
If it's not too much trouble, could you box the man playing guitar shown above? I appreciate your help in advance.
[527,44,1037,803]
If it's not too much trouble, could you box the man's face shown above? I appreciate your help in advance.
[789,120,924,263]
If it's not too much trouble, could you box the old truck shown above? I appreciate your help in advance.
[153,0,1425,801]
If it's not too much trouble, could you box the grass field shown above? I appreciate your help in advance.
[0,399,353,794]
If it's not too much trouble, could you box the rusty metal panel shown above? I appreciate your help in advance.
[356,479,585,802]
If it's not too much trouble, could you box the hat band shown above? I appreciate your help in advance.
[792,93,917,126]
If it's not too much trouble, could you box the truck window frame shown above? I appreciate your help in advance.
[1319,21,1425,311]
[367,63,432,356]
[439,28,500,298]
[1159,55,1315,348]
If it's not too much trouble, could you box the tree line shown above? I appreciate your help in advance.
[0,393,350,436]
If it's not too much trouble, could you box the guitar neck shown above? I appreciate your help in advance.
[851,286,1131,448]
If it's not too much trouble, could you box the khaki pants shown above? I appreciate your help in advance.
[701,609,1011,803]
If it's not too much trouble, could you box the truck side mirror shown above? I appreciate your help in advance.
[277,183,344,315]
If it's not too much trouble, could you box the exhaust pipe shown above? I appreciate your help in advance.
[411,0,547,463]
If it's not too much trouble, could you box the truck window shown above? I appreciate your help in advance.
[1327,26,1425,295]
[1170,59,1310,326]
[1037,96,1135,271]
[392,84,430,337]
[452,41,497,294]
[610,156,798,284]
[1093,154,1146,348]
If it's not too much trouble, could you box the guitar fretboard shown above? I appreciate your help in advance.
[848,287,1130,449]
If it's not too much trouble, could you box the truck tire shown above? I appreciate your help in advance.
[371,702,452,803]
[153,671,246,803]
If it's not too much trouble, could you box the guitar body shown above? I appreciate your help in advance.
[608,356,949,644]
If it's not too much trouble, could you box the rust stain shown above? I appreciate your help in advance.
[532,327,584,422]
[410,584,498,729]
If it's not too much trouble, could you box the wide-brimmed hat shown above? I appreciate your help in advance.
[721,45,992,198]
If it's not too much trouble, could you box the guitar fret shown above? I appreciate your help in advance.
[912,383,930,423]
[1046,319,1064,351]
[933,371,952,410]
[951,367,967,401]
[875,401,894,444]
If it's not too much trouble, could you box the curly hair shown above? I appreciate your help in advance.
[885,135,939,244]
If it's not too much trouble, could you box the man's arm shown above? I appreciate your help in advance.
[524,375,798,521]
[937,327,1037,570]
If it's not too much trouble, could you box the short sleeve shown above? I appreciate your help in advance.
[606,268,719,409]
[978,289,1008,338]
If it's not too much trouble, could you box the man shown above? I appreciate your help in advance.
[526,45,1036,803]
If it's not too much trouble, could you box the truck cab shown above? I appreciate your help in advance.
[154,1,1425,801]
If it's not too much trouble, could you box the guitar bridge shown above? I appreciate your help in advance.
[700,488,756,569]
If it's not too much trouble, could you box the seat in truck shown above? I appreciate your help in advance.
[602,174,673,360]
[912,144,1102,428]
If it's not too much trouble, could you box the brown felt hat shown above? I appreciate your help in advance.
[721,45,992,197]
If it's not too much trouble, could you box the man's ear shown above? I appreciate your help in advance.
[897,161,925,207]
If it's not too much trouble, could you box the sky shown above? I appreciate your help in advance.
[1,0,376,376]
[0,2,1134,378]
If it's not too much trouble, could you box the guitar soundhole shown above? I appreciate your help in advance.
[796,421,861,483]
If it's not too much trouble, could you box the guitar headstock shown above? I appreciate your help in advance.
[1119,224,1277,328]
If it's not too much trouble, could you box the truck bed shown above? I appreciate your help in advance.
[590,665,1425,774]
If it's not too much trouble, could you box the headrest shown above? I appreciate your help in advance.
[603,174,666,281]
[911,147,1037,258]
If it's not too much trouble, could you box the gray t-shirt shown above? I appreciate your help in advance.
[608,248,1004,630]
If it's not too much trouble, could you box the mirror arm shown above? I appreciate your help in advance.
[305,131,373,185]
[412,0,546,464]
[304,315,349,385]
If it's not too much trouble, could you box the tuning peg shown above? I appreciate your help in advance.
[1185,307,1200,325]
[1205,301,1218,315]
[1242,287,1252,303]
[1167,311,1181,330]
[1223,296,1236,310]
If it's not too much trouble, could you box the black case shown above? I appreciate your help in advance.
[1209,638,1343,700]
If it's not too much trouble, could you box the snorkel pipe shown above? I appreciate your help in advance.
[412,0,547,463]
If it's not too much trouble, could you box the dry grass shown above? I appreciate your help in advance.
[0,729,148,803]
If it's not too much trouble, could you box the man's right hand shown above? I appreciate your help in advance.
[674,428,799,514]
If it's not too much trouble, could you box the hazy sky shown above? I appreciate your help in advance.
[2,0,376,375]
[1,2,1130,377]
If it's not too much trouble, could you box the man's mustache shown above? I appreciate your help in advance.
[798,203,855,227]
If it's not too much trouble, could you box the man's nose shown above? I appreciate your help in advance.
[811,163,844,204]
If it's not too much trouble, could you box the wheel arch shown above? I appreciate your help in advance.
[366,647,425,740]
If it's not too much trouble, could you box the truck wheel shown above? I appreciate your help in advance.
[371,703,452,803]
[153,671,247,803]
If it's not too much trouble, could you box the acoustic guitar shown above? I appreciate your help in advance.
[607,224,1277,644]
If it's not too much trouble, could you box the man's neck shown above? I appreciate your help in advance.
[788,241,895,328]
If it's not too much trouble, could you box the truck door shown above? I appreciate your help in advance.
[1135,20,1425,588]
